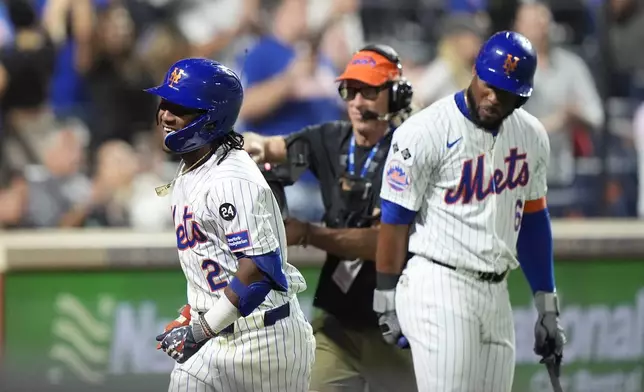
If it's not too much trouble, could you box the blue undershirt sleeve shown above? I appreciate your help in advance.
[381,199,416,225]
[516,208,555,293]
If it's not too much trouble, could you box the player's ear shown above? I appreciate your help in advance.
[471,64,476,76]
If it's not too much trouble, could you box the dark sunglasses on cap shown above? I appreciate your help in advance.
[338,82,387,101]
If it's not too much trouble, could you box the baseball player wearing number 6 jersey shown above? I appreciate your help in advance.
[147,58,315,392]
[373,31,567,392]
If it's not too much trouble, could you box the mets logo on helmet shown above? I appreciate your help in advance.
[503,54,520,75]
[168,67,186,88]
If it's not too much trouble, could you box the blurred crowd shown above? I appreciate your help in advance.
[0,0,643,230]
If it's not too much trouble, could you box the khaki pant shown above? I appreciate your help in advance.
[310,312,417,392]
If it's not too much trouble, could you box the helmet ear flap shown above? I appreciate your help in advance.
[201,111,221,132]
[145,58,244,154]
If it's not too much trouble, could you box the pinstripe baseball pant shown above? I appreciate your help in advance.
[167,299,315,392]
[395,256,515,392]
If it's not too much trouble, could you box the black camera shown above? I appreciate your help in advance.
[259,162,292,218]
[258,137,310,219]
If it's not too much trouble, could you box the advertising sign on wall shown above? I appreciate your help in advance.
[3,262,643,392]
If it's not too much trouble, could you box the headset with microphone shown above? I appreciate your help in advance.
[338,44,414,121]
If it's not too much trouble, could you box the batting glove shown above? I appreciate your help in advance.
[534,292,566,370]
[156,325,204,364]
[156,312,217,364]
[156,304,192,350]
[373,273,409,349]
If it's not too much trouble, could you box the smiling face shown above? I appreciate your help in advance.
[341,80,390,133]
[335,48,403,144]
[156,100,201,152]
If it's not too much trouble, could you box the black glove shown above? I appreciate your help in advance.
[373,273,409,349]
[534,292,566,368]
[156,315,212,364]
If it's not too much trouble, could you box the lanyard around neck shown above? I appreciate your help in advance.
[347,134,381,178]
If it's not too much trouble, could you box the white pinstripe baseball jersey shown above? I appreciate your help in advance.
[171,147,307,312]
[381,91,550,273]
[167,145,315,392]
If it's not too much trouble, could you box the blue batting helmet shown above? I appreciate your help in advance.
[475,31,537,98]
[144,58,244,154]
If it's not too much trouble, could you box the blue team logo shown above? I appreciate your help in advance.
[226,230,252,252]
[351,55,377,67]
[386,160,411,192]
[173,205,208,251]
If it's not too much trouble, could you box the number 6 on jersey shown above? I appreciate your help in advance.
[514,199,524,231]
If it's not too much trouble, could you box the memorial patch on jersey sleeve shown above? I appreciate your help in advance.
[226,230,252,251]
[385,160,411,192]
[219,203,237,221]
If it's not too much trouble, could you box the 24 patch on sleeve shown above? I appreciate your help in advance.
[219,203,237,221]
[226,230,252,251]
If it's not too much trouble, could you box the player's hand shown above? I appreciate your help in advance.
[533,292,566,364]
[242,132,266,163]
[377,311,409,348]
[373,286,409,349]
[156,325,205,364]
[284,218,310,246]
[156,304,192,349]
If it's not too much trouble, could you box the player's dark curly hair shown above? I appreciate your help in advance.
[214,131,244,165]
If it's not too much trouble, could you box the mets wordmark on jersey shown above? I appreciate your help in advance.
[380,92,550,273]
[165,147,314,392]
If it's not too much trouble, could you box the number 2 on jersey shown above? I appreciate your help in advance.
[514,199,524,231]
[201,259,228,292]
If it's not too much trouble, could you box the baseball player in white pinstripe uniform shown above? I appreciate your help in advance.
[148,58,315,392]
[373,32,567,392]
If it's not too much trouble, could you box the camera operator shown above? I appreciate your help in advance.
[244,44,417,392]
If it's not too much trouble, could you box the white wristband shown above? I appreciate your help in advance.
[203,294,241,334]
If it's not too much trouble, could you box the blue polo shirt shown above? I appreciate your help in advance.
[240,36,342,136]
[33,0,111,120]
[240,36,343,182]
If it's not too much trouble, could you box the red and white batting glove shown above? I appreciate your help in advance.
[156,304,192,349]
